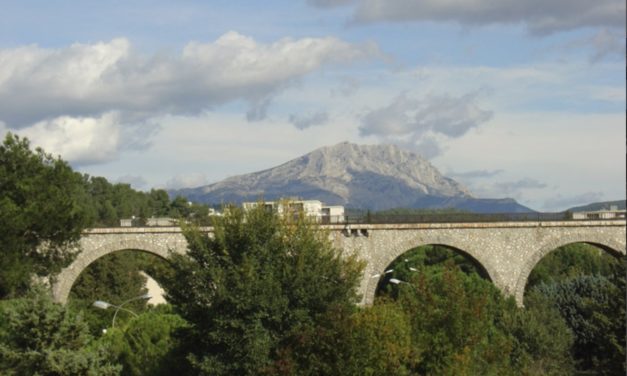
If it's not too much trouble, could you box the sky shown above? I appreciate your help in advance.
[1,0,625,211]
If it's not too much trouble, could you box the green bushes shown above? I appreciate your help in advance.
[0,289,120,376]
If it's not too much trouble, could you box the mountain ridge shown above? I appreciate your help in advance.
[567,200,626,212]
[172,142,534,213]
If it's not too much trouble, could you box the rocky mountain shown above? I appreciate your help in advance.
[172,142,534,213]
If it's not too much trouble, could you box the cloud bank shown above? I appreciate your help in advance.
[359,91,493,158]
[0,32,376,164]
[311,0,625,35]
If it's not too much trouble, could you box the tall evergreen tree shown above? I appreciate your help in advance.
[0,288,120,375]
[164,204,363,375]
[0,133,92,298]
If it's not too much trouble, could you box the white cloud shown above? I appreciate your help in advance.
[17,112,122,165]
[116,175,148,189]
[166,173,210,190]
[543,192,606,211]
[0,32,377,165]
[331,76,361,97]
[358,91,492,157]
[493,178,548,196]
[326,0,625,35]
[289,112,329,130]
[432,111,625,210]
[448,169,504,179]
[0,32,377,128]
[567,28,626,62]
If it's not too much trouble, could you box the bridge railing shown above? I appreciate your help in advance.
[95,210,626,228]
[342,211,625,224]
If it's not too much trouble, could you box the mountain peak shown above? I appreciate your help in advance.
[174,142,478,211]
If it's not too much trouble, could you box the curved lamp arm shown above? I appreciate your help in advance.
[93,293,151,328]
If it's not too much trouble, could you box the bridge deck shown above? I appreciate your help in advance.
[85,219,626,234]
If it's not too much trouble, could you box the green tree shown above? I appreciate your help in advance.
[393,265,517,375]
[149,189,171,217]
[529,273,625,374]
[0,288,120,375]
[378,247,575,375]
[0,133,93,298]
[376,245,488,298]
[169,196,191,218]
[526,243,618,288]
[526,243,626,375]
[508,292,575,375]
[100,308,189,376]
[164,204,363,375]
[343,301,414,376]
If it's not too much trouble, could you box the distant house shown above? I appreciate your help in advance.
[242,199,345,223]
[146,217,178,226]
[120,218,134,227]
[119,217,178,227]
[571,206,626,220]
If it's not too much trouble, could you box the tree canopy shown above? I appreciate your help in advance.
[0,133,93,298]
[163,204,364,375]
[526,243,626,374]
[0,288,120,375]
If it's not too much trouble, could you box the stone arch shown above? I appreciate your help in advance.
[52,239,172,304]
[513,234,626,306]
[363,236,501,306]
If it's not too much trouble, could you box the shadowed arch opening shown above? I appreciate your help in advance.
[516,239,626,305]
[373,243,493,299]
[52,238,181,304]
[67,248,174,334]
[523,241,625,301]
[522,241,626,374]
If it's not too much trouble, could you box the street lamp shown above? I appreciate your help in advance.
[92,293,151,328]
[389,278,419,294]
[370,269,394,279]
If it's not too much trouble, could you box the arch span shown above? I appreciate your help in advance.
[363,239,501,306]
[52,239,172,304]
[513,236,626,305]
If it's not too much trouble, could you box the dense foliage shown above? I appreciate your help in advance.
[374,248,575,375]
[0,133,93,298]
[0,288,120,375]
[82,177,212,227]
[526,243,626,375]
[163,205,364,375]
[0,133,211,299]
[376,245,489,297]
[98,307,188,376]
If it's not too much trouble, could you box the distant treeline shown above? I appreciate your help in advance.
[80,176,213,227]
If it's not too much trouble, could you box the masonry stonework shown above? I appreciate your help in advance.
[51,221,626,306]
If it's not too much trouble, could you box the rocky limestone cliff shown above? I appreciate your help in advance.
[173,142,532,212]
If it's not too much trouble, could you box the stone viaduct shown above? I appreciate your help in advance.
[51,219,626,306]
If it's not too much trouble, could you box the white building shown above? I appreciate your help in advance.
[119,217,178,227]
[242,199,345,223]
[571,208,626,220]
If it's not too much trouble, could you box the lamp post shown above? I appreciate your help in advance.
[370,269,394,279]
[92,293,151,328]
[389,278,417,291]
